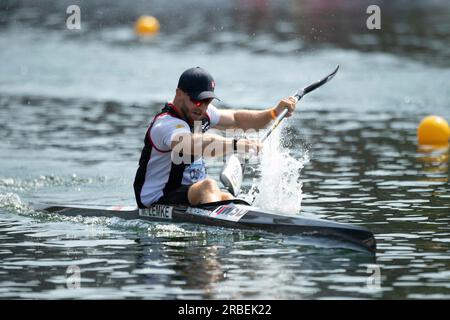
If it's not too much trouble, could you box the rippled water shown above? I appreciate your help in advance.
[1,0,450,299]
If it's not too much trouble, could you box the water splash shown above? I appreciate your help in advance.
[244,124,309,214]
[0,193,33,214]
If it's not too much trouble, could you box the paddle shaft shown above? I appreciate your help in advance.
[260,108,289,142]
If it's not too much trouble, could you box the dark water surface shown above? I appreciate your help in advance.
[1,0,450,299]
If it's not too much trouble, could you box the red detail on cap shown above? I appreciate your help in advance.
[211,80,215,89]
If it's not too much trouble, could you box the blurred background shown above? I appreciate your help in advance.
[1,0,450,299]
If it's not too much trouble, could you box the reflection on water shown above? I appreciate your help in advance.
[0,211,376,299]
[417,145,449,182]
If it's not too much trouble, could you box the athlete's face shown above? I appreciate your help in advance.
[181,92,213,125]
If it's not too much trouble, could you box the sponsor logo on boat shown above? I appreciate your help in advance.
[211,205,247,222]
[139,205,173,219]
[186,205,247,222]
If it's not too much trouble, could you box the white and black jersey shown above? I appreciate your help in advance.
[133,103,220,208]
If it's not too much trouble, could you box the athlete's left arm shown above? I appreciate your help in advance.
[214,97,297,130]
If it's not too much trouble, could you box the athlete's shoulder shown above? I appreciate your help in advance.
[207,104,220,113]
[154,113,188,130]
[206,104,221,127]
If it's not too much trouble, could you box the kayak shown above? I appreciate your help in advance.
[31,199,376,252]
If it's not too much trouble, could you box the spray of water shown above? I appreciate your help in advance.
[244,124,309,215]
[0,193,33,214]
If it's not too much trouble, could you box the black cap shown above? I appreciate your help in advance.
[177,67,220,101]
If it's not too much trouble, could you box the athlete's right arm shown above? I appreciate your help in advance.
[170,132,262,158]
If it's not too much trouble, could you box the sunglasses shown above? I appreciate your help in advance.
[189,97,213,108]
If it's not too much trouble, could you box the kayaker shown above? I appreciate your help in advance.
[133,67,296,208]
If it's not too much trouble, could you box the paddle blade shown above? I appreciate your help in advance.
[220,154,243,196]
[302,64,339,95]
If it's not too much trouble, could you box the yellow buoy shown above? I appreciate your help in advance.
[135,16,160,36]
[417,115,450,146]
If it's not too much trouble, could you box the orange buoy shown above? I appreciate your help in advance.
[135,16,160,36]
[417,115,450,146]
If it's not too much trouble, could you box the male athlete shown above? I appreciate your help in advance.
[134,67,296,208]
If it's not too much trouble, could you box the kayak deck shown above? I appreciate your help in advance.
[31,199,376,252]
